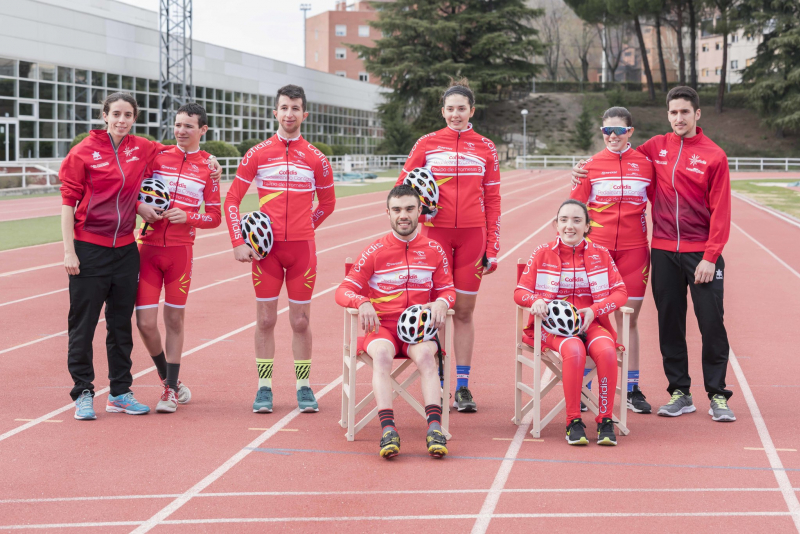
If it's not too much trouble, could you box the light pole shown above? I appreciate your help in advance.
[521,109,529,169]
[300,4,312,67]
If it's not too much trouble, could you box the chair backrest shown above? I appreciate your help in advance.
[345,257,353,276]
[517,258,525,283]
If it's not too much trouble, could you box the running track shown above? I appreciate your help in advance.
[0,169,799,532]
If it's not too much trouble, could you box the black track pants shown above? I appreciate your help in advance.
[650,249,731,400]
[67,241,139,400]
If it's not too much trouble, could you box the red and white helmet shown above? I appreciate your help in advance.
[542,300,583,337]
[397,304,438,344]
[138,178,170,211]
[240,211,273,260]
[403,168,439,216]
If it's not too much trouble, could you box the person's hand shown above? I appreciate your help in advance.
[162,208,187,225]
[233,244,259,263]
[531,299,548,319]
[694,259,716,284]
[137,203,163,224]
[208,158,222,180]
[358,301,381,333]
[423,299,448,330]
[571,160,588,187]
[482,254,498,275]
[577,307,595,333]
[64,251,80,276]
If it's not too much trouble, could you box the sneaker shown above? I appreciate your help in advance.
[176,380,191,404]
[156,384,178,413]
[580,401,588,412]
[379,429,401,459]
[106,392,150,415]
[74,390,96,420]
[627,386,652,414]
[253,386,273,413]
[565,418,589,445]
[297,386,319,413]
[597,418,617,445]
[426,428,449,458]
[709,394,736,422]
[657,390,696,417]
[453,386,477,412]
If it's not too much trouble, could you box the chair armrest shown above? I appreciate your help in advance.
[447,309,455,316]
[346,308,359,316]
[620,306,634,314]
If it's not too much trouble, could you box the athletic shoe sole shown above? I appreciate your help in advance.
[708,409,736,422]
[105,406,149,415]
[156,402,177,413]
[452,401,477,413]
[597,437,617,446]
[566,436,589,445]
[253,407,273,413]
[428,445,448,458]
[177,385,191,404]
[74,413,96,420]
[380,446,399,459]
[299,406,319,413]
[657,405,696,417]
[627,400,652,414]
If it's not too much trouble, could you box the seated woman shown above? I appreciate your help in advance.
[514,200,628,446]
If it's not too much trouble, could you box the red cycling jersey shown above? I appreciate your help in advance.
[514,238,628,337]
[335,231,456,323]
[138,146,221,247]
[224,133,335,246]
[570,144,655,251]
[396,124,502,259]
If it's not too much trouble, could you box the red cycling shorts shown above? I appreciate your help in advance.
[361,321,410,357]
[136,244,193,309]
[420,226,487,294]
[252,240,317,304]
[608,246,650,300]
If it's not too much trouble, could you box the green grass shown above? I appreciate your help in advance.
[731,179,800,220]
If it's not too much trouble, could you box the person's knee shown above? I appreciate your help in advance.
[136,313,157,334]
[370,348,394,374]
[256,311,278,333]
[163,310,184,333]
[289,311,310,334]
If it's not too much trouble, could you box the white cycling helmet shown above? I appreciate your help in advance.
[240,211,273,260]
[396,304,438,344]
[542,300,583,337]
[403,168,439,216]
[138,178,170,210]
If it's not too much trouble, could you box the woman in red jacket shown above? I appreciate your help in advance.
[395,79,501,412]
[569,107,654,415]
[60,92,220,420]
[514,200,628,445]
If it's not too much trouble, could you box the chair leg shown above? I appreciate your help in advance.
[531,350,542,438]
[441,349,452,439]
[346,320,359,442]
[514,349,523,425]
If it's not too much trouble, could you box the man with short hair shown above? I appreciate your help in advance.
[572,86,735,422]
[224,84,335,414]
[335,185,456,459]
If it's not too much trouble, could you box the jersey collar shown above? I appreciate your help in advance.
[605,143,631,155]
[175,144,200,154]
[390,229,419,243]
[447,123,473,134]
[277,133,302,143]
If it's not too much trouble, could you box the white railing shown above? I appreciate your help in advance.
[516,155,800,172]
[212,155,409,181]
[0,160,62,189]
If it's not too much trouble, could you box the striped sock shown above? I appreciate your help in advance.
[456,365,471,390]
[256,358,273,388]
[378,409,396,432]
[627,370,640,392]
[425,404,442,428]
[295,359,311,391]
[584,368,592,391]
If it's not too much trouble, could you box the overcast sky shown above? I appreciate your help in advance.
[117,0,340,67]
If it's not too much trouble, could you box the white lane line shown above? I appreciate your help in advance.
[471,413,533,534]
[0,262,62,278]
[729,347,800,532]
[733,192,800,230]
[733,222,800,280]
[0,288,67,308]
[0,241,62,254]
[497,220,552,263]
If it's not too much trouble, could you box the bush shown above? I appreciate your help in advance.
[311,141,334,157]
[571,104,595,152]
[237,137,264,156]
[134,133,157,142]
[69,132,90,150]
[331,145,348,156]
[199,140,240,158]
[160,139,177,145]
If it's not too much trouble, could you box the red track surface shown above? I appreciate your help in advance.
[0,169,799,533]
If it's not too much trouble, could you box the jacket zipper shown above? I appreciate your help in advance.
[284,139,291,241]
[455,131,460,228]
[615,152,623,251]
[404,241,411,309]
[670,138,684,251]
[163,150,188,246]
[108,132,126,248]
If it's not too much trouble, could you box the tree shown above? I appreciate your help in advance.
[376,108,417,155]
[654,12,669,91]
[628,0,661,99]
[534,1,565,80]
[712,0,739,112]
[564,23,597,82]
[688,0,698,88]
[664,0,687,85]
[352,0,545,134]
[572,102,595,151]
[69,132,89,150]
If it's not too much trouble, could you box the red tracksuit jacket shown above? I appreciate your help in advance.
[637,127,731,262]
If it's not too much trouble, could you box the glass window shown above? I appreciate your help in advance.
[335,71,346,77]
[0,98,13,117]
[148,112,157,123]
[19,61,36,79]
[75,105,88,121]
[149,94,158,108]
[234,92,242,103]
[335,48,347,59]
[20,140,36,158]
[216,89,223,100]
[57,67,73,83]
[39,141,54,157]
[335,24,347,36]
[0,57,15,77]
[75,69,88,85]
[0,79,14,97]
[39,102,54,119]
[39,63,56,81]
[19,80,35,99]
[358,25,370,37]
[216,102,224,114]
[135,93,146,108]
[136,77,147,92]
[58,103,74,120]
[75,123,89,135]
[40,122,54,138]
[58,122,74,139]
[122,75,134,90]
[107,73,120,88]
[358,72,369,82]
[75,86,89,103]
[39,82,54,100]
[260,95,267,106]
[225,91,232,102]
[19,102,35,117]
[58,142,70,158]
[58,84,73,102]
[206,116,215,128]
[92,88,106,104]
[149,79,158,92]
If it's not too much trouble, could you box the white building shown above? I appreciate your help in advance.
[0,0,385,161]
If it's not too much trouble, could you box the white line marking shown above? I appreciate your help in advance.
[733,192,800,230]
[0,262,62,278]
[729,348,800,531]
[733,222,800,280]
[0,288,67,307]
[745,448,797,452]
[0,241,62,254]
[497,220,553,263]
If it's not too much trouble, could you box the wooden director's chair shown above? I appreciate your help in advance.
[512,259,631,438]
[339,257,454,441]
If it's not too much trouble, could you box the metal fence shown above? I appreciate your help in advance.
[210,155,409,181]
[516,155,800,172]
[0,160,62,189]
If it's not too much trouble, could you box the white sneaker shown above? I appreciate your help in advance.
[156,384,178,413]
[176,380,191,404]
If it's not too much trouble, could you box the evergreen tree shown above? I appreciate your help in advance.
[572,103,595,152]
[351,0,545,135]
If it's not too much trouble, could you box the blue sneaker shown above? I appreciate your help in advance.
[106,392,150,415]
[297,386,319,413]
[74,390,96,420]
[253,386,273,413]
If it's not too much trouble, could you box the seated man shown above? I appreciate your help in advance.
[335,185,456,459]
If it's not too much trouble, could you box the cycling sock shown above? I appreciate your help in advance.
[627,370,640,392]
[584,368,592,390]
[456,365,471,390]
[425,404,442,428]
[165,363,180,391]
[151,351,167,381]
[379,409,396,432]
[295,359,311,391]
[256,358,273,388]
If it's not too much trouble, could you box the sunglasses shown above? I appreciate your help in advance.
[600,126,633,136]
